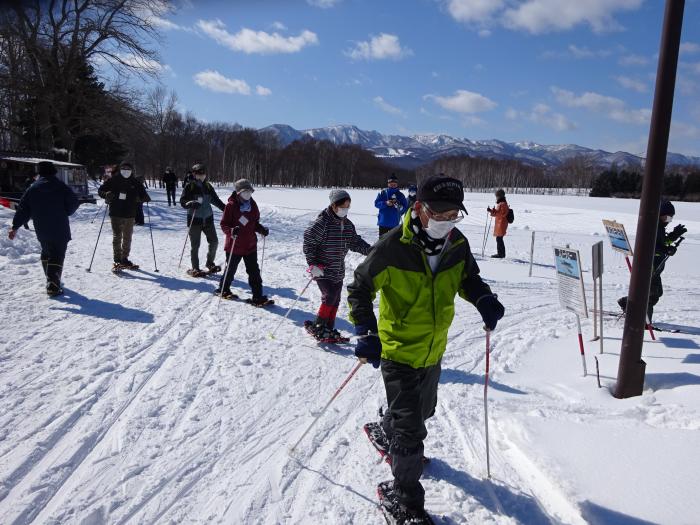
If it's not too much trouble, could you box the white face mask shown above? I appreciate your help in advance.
[195,174,206,182]
[121,170,132,178]
[424,217,454,239]
[335,207,349,218]
[239,190,252,201]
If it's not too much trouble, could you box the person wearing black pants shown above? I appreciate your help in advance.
[8,161,79,296]
[164,167,177,206]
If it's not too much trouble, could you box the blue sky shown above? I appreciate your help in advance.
[147,0,700,156]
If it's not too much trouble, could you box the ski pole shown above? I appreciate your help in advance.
[482,212,493,257]
[86,204,108,272]
[178,210,197,269]
[217,235,238,307]
[260,234,266,275]
[269,276,314,339]
[289,361,364,454]
[90,201,104,224]
[145,202,159,272]
[484,327,492,479]
[481,209,489,257]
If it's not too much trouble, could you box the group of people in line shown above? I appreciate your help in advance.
[6,159,685,523]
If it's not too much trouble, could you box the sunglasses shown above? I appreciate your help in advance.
[423,203,464,223]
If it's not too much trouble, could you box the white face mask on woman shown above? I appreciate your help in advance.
[239,190,252,201]
[121,170,132,178]
[424,217,454,239]
[335,207,349,218]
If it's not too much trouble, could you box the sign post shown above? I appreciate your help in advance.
[591,241,604,354]
[602,219,656,341]
[528,231,536,277]
[554,246,588,376]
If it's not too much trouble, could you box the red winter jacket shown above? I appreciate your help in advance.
[220,193,266,255]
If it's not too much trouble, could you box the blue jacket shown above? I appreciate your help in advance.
[374,188,408,228]
[12,175,79,244]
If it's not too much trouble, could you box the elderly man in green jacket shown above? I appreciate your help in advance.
[348,175,504,523]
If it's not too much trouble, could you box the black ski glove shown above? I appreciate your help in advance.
[259,225,269,237]
[103,191,114,204]
[667,245,677,256]
[668,224,687,242]
[186,200,201,209]
[355,324,381,368]
[476,294,505,331]
[231,225,241,236]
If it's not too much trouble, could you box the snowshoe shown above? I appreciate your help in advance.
[246,296,275,307]
[205,262,222,274]
[364,422,430,466]
[112,262,125,274]
[46,283,64,297]
[120,259,139,270]
[304,320,350,344]
[187,268,207,278]
[377,481,434,525]
[216,289,239,300]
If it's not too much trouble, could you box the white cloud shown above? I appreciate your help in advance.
[117,53,171,75]
[345,33,412,61]
[678,76,698,96]
[614,75,647,93]
[373,96,406,117]
[307,0,341,7]
[424,89,497,114]
[193,70,251,95]
[681,42,700,55]
[507,104,576,131]
[551,86,650,124]
[671,121,700,139]
[271,21,287,31]
[256,85,272,96]
[444,0,505,23]
[478,29,492,37]
[688,62,700,75]
[503,0,643,34]
[197,19,318,54]
[619,54,649,66]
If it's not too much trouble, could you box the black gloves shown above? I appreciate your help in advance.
[231,225,241,236]
[103,191,114,204]
[186,200,201,209]
[354,324,381,368]
[667,245,677,256]
[259,225,269,237]
[668,224,687,242]
[476,294,505,331]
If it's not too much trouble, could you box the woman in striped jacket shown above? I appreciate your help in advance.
[303,189,372,341]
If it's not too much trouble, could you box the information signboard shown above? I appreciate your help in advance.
[602,219,633,255]
[554,246,588,318]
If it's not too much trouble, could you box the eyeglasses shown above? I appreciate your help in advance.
[423,203,464,223]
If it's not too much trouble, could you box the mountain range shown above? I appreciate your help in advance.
[259,124,700,170]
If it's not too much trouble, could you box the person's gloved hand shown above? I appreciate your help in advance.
[355,325,381,368]
[231,225,241,236]
[308,265,325,278]
[487,206,491,212]
[386,200,395,207]
[144,194,152,203]
[259,225,269,237]
[476,294,505,331]
[668,224,687,242]
[8,228,16,240]
[103,191,114,204]
[186,200,201,209]
[667,245,677,256]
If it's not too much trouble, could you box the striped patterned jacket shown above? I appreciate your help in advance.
[303,207,372,282]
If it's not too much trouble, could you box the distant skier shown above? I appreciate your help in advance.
[375,174,408,237]
[216,179,271,305]
[98,161,151,272]
[180,163,226,277]
[163,167,178,206]
[134,172,148,225]
[7,161,79,296]
[488,188,509,258]
[618,200,686,322]
[407,184,417,208]
[303,189,372,342]
[348,175,504,524]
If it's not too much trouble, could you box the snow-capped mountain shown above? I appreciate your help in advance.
[258,124,700,169]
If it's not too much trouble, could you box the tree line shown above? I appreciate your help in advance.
[589,168,700,201]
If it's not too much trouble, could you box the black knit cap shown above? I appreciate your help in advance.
[660,200,675,216]
[417,174,467,213]
[387,173,398,183]
[37,161,57,177]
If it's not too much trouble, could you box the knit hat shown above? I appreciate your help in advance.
[192,163,205,173]
[387,174,398,183]
[495,189,505,198]
[660,200,675,217]
[37,161,57,177]
[329,189,351,204]
[235,179,254,193]
[120,161,133,170]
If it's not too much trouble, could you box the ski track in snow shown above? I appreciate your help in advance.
[1,187,699,524]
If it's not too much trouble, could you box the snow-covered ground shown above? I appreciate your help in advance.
[1,186,699,525]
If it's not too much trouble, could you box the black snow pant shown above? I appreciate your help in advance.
[379,226,394,238]
[496,236,506,257]
[135,203,145,225]
[166,184,176,206]
[381,359,441,511]
[189,219,218,270]
[219,251,263,298]
[40,239,67,290]
[618,273,663,322]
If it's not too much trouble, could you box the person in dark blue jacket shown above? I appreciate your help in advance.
[374,174,408,237]
[8,161,79,296]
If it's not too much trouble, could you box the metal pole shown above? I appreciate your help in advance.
[481,210,489,257]
[217,236,238,307]
[289,361,364,453]
[269,277,314,339]
[145,203,159,272]
[599,260,604,355]
[575,313,587,377]
[178,211,197,269]
[484,328,492,478]
[86,205,108,272]
[260,235,266,275]
[592,274,599,340]
[615,0,685,399]
[528,231,535,277]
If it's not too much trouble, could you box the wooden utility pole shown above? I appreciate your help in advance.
[615,0,685,398]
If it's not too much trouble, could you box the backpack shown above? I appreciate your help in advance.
[507,208,514,224]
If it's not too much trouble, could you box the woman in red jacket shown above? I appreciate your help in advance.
[488,188,509,258]
[216,179,270,304]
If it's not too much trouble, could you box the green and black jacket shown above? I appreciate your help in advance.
[347,210,493,369]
